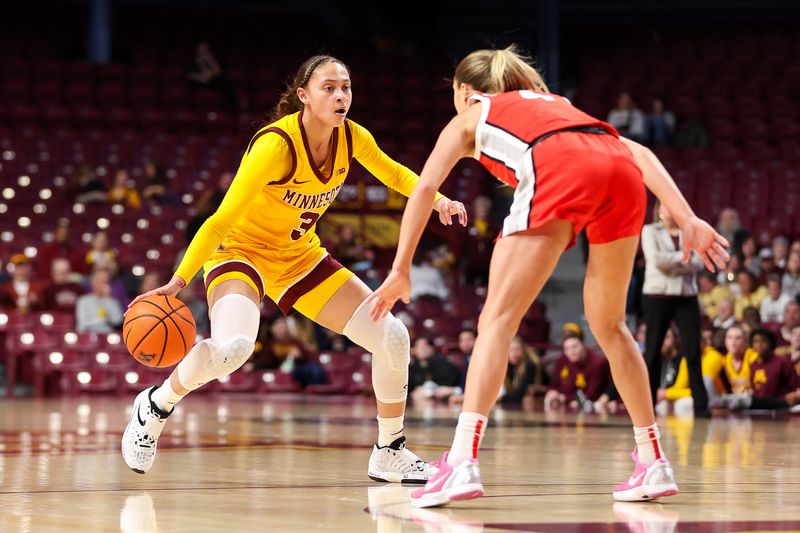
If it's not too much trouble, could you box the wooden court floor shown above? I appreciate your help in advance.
[1,393,799,532]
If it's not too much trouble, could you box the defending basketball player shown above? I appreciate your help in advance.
[121,55,467,482]
[369,46,730,507]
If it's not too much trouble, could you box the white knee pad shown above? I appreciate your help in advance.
[176,294,260,390]
[343,298,410,404]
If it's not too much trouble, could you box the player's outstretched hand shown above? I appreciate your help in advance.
[680,215,730,272]
[434,198,468,227]
[126,275,186,314]
[367,269,411,321]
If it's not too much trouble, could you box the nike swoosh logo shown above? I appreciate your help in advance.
[293,179,311,185]
[627,471,645,485]
[424,468,452,493]
[136,405,146,426]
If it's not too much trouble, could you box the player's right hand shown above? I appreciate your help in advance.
[126,275,187,313]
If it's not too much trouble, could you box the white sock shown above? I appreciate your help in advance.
[633,423,664,465]
[151,378,183,413]
[377,415,404,447]
[448,412,488,466]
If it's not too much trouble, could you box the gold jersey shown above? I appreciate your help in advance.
[175,111,441,283]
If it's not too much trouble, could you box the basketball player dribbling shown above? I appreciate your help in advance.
[369,46,730,507]
[121,55,468,483]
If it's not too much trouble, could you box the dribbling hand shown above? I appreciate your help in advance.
[366,269,411,321]
[433,198,468,227]
[679,215,730,272]
[126,275,187,314]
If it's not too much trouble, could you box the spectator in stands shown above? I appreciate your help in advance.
[734,270,767,320]
[779,301,800,347]
[36,218,87,279]
[141,161,172,206]
[461,195,497,286]
[741,306,762,339]
[717,328,798,410]
[544,332,610,410]
[75,269,123,333]
[180,278,210,337]
[41,258,84,314]
[717,252,741,287]
[187,41,240,110]
[723,324,759,394]
[784,324,800,375]
[713,297,736,329]
[501,335,546,404]
[409,335,461,402]
[409,248,449,301]
[71,164,108,204]
[607,92,645,142]
[333,224,373,272]
[760,274,792,323]
[698,271,732,320]
[193,171,233,218]
[85,231,117,272]
[756,248,777,284]
[715,208,746,253]
[772,236,789,271]
[740,235,761,278]
[641,200,707,415]
[663,324,726,409]
[781,251,800,299]
[0,253,44,313]
[251,317,326,387]
[673,114,709,149]
[643,97,675,147]
[108,169,142,209]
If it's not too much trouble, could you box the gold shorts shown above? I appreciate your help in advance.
[203,240,354,320]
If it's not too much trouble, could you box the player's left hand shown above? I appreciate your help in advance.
[433,198,468,227]
[367,269,411,321]
[680,215,730,272]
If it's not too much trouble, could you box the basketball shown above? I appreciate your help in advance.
[123,294,196,368]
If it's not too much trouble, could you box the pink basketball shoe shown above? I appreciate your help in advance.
[410,453,485,508]
[613,451,679,502]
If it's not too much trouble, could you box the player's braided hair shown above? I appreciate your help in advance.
[270,55,350,121]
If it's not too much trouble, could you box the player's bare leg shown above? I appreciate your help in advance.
[584,236,678,501]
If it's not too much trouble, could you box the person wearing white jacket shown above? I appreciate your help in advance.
[641,201,707,415]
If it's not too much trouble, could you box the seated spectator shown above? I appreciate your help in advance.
[409,248,449,301]
[187,41,240,110]
[664,325,726,406]
[782,324,800,376]
[0,253,44,313]
[698,271,733,320]
[75,269,123,333]
[717,328,798,410]
[500,336,546,405]
[141,161,172,205]
[757,248,777,284]
[461,196,498,286]
[544,332,610,409]
[108,169,141,209]
[409,336,461,402]
[251,317,326,387]
[643,97,675,147]
[760,274,792,323]
[713,297,736,330]
[740,235,761,278]
[734,271,766,320]
[655,327,682,403]
[193,171,233,219]
[741,306,762,339]
[333,224,373,272]
[85,231,117,272]
[607,92,645,142]
[70,164,108,204]
[41,258,84,314]
[778,301,800,348]
[772,236,789,271]
[36,218,88,278]
[723,324,760,394]
[781,251,800,299]
[715,208,746,253]
[179,278,210,337]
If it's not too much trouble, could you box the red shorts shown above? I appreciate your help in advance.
[500,131,646,248]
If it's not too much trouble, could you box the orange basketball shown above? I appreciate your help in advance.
[123,294,196,368]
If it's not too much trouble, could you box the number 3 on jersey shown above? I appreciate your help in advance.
[291,211,320,241]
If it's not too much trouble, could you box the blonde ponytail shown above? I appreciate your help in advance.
[455,45,549,94]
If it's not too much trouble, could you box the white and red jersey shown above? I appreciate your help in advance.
[471,90,618,188]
